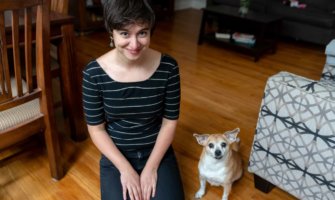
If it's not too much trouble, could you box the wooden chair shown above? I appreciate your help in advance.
[0,0,64,180]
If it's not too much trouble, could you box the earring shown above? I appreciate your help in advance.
[109,36,114,48]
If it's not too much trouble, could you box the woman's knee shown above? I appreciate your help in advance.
[100,156,124,200]
[154,151,185,199]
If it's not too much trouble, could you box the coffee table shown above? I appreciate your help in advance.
[198,5,282,61]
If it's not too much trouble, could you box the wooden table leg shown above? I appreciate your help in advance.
[198,10,207,45]
[58,23,87,141]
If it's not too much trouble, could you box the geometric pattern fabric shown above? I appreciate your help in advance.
[248,70,335,200]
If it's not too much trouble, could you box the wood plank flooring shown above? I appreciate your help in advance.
[0,9,326,200]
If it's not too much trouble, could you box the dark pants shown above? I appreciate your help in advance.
[100,147,185,200]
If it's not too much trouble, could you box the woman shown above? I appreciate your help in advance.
[82,0,185,200]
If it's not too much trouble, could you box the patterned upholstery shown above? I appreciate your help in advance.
[322,64,335,82]
[248,40,335,199]
[0,78,40,131]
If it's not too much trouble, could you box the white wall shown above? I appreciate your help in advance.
[175,0,206,10]
[174,0,190,10]
[192,0,206,9]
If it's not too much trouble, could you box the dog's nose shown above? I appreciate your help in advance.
[215,150,221,157]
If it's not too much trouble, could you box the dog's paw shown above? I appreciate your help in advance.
[195,190,205,199]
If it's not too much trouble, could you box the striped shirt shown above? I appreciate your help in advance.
[82,54,181,151]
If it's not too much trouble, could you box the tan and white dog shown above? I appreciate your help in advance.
[193,128,243,200]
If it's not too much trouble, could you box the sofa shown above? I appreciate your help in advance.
[248,40,335,199]
[206,0,335,45]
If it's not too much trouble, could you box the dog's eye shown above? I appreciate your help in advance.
[221,142,226,148]
[208,143,214,148]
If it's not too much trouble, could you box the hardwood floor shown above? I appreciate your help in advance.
[0,9,325,200]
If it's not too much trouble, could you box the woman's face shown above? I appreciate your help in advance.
[112,23,151,61]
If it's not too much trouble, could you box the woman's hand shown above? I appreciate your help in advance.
[139,118,178,200]
[87,125,143,199]
[140,166,158,200]
[120,167,142,200]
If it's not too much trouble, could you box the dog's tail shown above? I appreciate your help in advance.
[231,137,240,151]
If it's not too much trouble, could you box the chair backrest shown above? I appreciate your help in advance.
[0,0,50,117]
[51,0,69,14]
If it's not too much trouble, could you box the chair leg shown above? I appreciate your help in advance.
[45,130,64,180]
[254,174,275,193]
[43,120,64,180]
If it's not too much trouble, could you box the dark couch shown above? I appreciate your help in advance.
[207,0,335,45]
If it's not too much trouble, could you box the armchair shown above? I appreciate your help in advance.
[248,40,335,199]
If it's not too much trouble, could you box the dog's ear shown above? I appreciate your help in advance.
[193,133,209,146]
[224,128,240,143]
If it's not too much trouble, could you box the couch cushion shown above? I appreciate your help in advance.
[305,0,335,12]
[250,0,267,12]
[210,0,266,11]
[267,1,335,28]
[212,0,240,7]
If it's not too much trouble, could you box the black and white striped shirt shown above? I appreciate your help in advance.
[82,54,181,151]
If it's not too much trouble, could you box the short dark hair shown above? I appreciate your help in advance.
[102,0,156,33]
